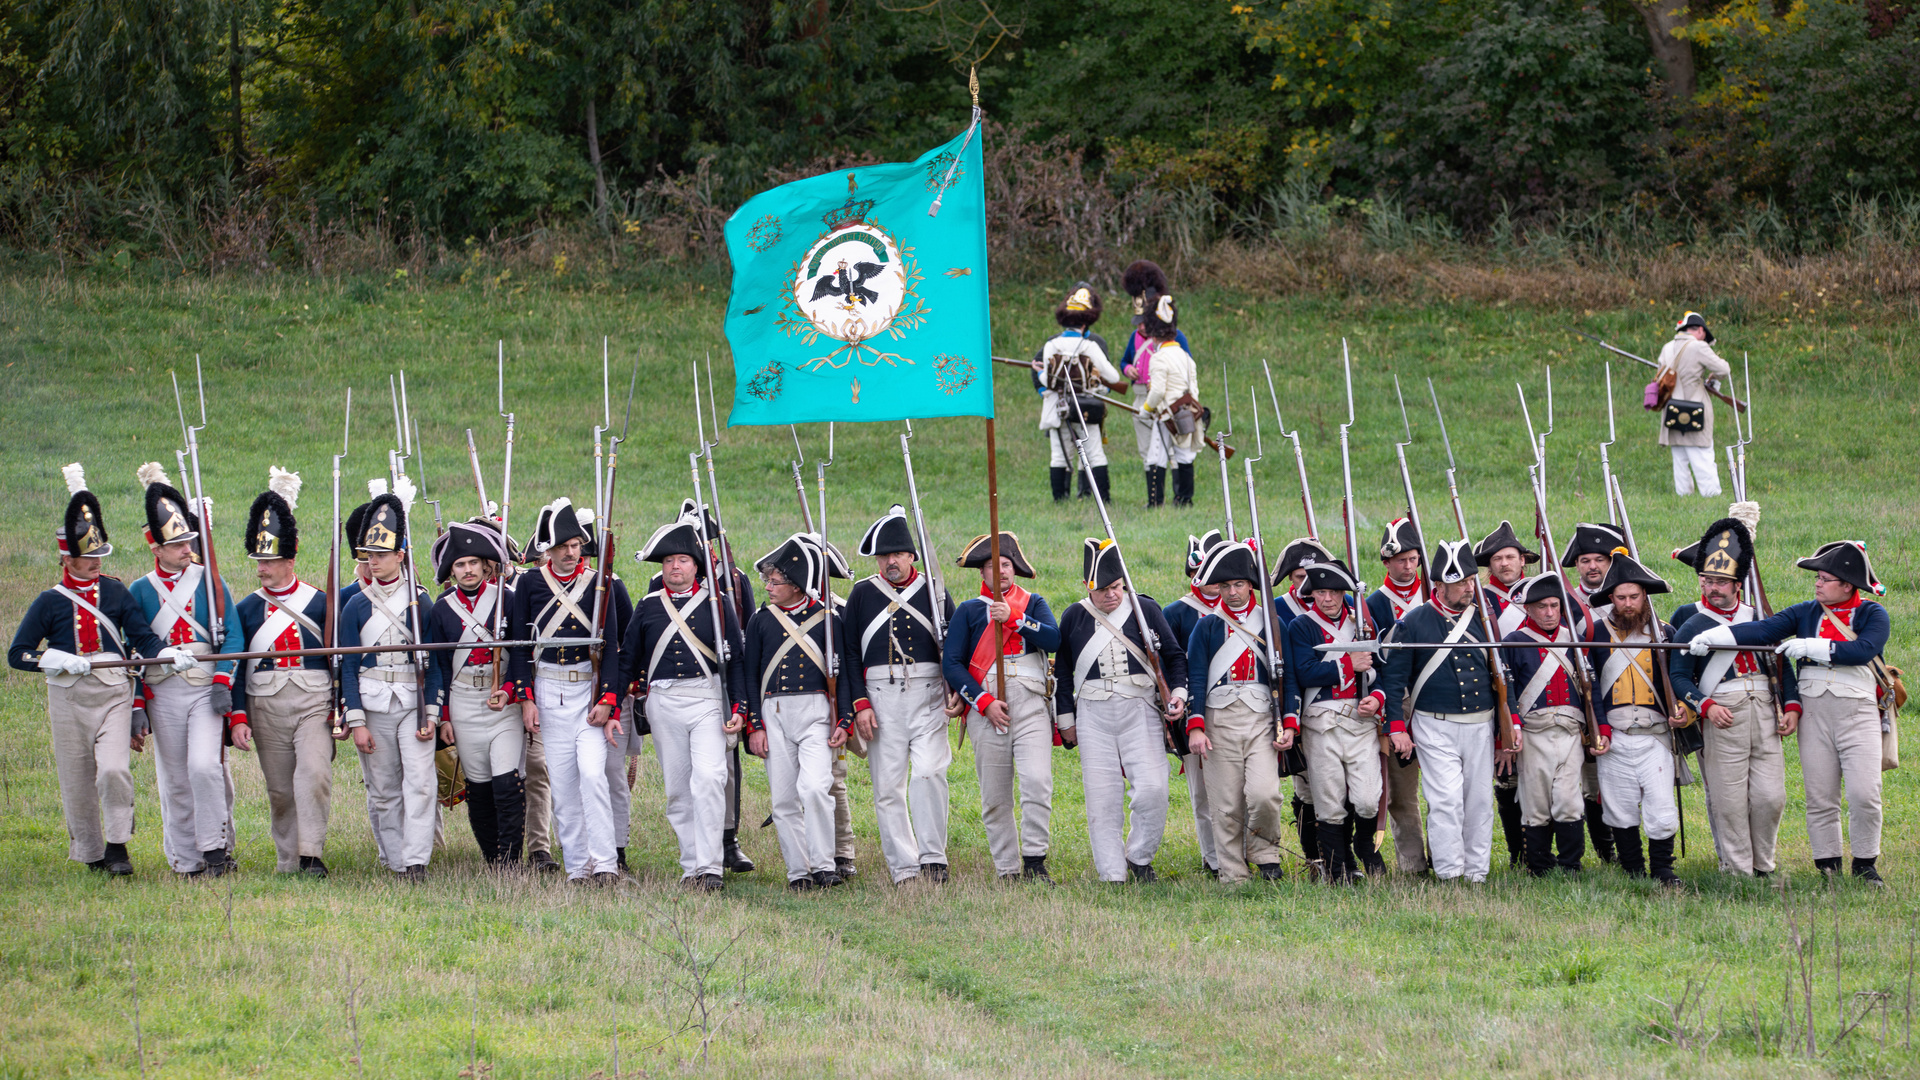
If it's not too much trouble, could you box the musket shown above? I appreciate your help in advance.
[1216,357,1235,541]
[1263,359,1319,539]
[1598,362,1620,527]
[180,357,226,645]
[1085,391,1236,459]
[1241,384,1305,778]
[789,426,816,534]
[494,341,516,671]
[1391,375,1431,605]
[590,358,638,682]
[1729,355,1787,707]
[696,352,747,626]
[815,423,840,699]
[1337,342,1379,644]
[463,428,508,697]
[328,389,352,737]
[1568,329,1747,413]
[688,361,735,668]
[1517,381,1603,751]
[594,339,609,548]
[410,413,443,539]
[900,420,948,641]
[90,638,574,670]
[1317,640,1776,655]
[1429,380,1519,753]
[390,373,431,739]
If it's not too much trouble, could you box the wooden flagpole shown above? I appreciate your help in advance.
[985,418,1007,703]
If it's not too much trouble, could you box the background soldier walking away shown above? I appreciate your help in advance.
[1654,311,1731,497]
[1032,283,1123,503]
[1117,260,1190,504]
[1137,290,1202,508]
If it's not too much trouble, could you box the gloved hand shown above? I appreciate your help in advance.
[37,648,94,676]
[1688,624,1737,656]
[160,646,198,673]
[1777,637,1831,664]
[210,683,233,717]
[131,704,151,739]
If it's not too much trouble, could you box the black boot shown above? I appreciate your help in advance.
[1851,857,1886,887]
[1127,861,1157,883]
[1145,467,1166,508]
[1316,820,1352,883]
[1022,854,1053,883]
[1585,798,1615,863]
[1351,815,1386,877]
[1075,465,1093,498]
[1815,856,1844,879]
[1294,797,1322,870]
[465,779,498,863]
[1172,463,1195,506]
[1496,782,1525,868]
[492,770,525,865]
[1613,826,1645,878]
[1092,465,1111,504]
[723,829,755,874]
[199,849,234,878]
[1522,824,1554,877]
[617,848,629,875]
[98,842,133,876]
[1648,835,1681,886]
[1050,467,1071,503]
[1553,819,1586,874]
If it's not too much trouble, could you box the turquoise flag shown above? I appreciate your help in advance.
[723,120,992,425]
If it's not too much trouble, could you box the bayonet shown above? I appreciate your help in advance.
[328,388,352,736]
[1217,356,1235,540]
[1263,358,1318,539]
[183,356,225,645]
[1429,380,1519,754]
[1599,362,1619,526]
[1391,374,1430,605]
[900,420,948,641]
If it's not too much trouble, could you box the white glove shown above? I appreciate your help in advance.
[1777,638,1831,664]
[37,648,94,676]
[160,646,198,673]
[1688,624,1737,656]
[343,708,368,729]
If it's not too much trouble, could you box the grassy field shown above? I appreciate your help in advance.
[1,272,1917,1079]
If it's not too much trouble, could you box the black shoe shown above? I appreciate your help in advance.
[1317,819,1353,884]
[694,873,724,892]
[1523,824,1554,878]
[1613,826,1645,878]
[1021,855,1053,883]
[200,849,234,879]
[1648,836,1681,887]
[919,862,949,883]
[1294,797,1321,863]
[1496,782,1525,869]
[722,830,755,874]
[1092,464,1112,504]
[617,847,629,871]
[1851,858,1886,887]
[1050,467,1071,503]
[405,864,429,884]
[1145,467,1166,509]
[299,856,330,879]
[1585,798,1615,864]
[812,869,843,888]
[96,842,134,876]
[592,871,619,887]
[1351,815,1387,877]
[1553,819,1586,874]
[1202,863,1219,879]
[835,857,858,879]
[529,850,562,874]
[1815,856,1844,879]
[1127,861,1158,883]
[1172,463,1195,506]
[1257,862,1284,882]
[788,876,818,892]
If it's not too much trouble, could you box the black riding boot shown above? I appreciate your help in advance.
[492,770,525,865]
[1553,819,1586,873]
[723,829,755,873]
[1852,857,1886,886]
[1648,834,1681,886]
[1496,782,1525,868]
[1172,463,1195,506]
[1294,797,1322,865]
[1076,465,1093,498]
[1584,797,1614,863]
[1316,819,1353,883]
[1351,814,1386,876]
[1050,467,1071,502]
[466,779,498,863]
[1145,466,1166,508]
[1522,824,1554,877]
[1613,826,1645,878]
[1092,465,1111,504]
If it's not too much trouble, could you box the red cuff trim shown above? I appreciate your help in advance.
[976,693,998,716]
[852,697,873,714]
[1598,724,1613,739]
[1700,697,1718,714]
[213,672,232,688]
[1186,715,1207,733]
[1785,703,1802,715]
[1367,690,1386,710]
[1389,719,1407,734]
[598,692,617,707]
[1282,713,1299,732]
[837,716,853,731]
[226,711,248,728]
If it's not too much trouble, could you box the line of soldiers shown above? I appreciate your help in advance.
[10,462,1898,889]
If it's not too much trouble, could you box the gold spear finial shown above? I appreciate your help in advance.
[969,66,979,109]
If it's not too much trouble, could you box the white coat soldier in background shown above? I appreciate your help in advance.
[623,509,749,891]
[1585,554,1683,886]
[1271,534,1337,866]
[1654,311,1731,497]
[746,534,856,890]
[1137,290,1203,508]
[941,532,1063,882]
[1054,539,1189,883]
[1689,541,1893,885]
[845,506,957,885]
[1668,517,1799,878]
[1499,573,1595,876]
[1162,529,1224,876]
[338,491,443,882]
[507,499,631,885]
[1033,283,1124,503]
[128,462,245,877]
[1558,521,1626,864]
[1183,540,1289,883]
[1284,558,1386,883]
[1117,260,1191,503]
[228,469,336,876]
[1376,541,1505,884]
[8,466,185,875]
[1365,517,1427,875]
[425,517,525,866]
[1474,519,1538,869]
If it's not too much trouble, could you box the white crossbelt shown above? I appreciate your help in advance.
[1072,598,1157,694]
[1205,607,1272,689]
[646,587,718,684]
[1595,623,1656,703]
[145,564,212,645]
[1513,625,1573,717]
[1407,605,1479,706]
[359,581,416,668]
[1298,606,1357,709]
[761,606,827,698]
[52,584,126,656]
[860,574,941,658]
[536,566,597,641]
[444,584,499,674]
[1694,603,1750,699]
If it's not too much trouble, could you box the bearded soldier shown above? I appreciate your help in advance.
[1499,574,1595,876]
[129,463,245,877]
[1366,517,1426,875]
[1586,554,1682,885]
[507,499,630,885]
[941,532,1062,882]
[1474,520,1538,869]
[622,509,749,891]
[339,491,443,881]
[1054,539,1189,882]
[1284,559,1384,883]
[425,518,525,866]
[227,468,335,876]
[746,534,855,890]
[1032,283,1123,503]
[1163,530,1224,876]
[844,506,956,885]
[9,466,185,875]
[1689,541,1892,885]
[1183,540,1288,883]
[1376,541,1504,884]
[1668,517,1798,877]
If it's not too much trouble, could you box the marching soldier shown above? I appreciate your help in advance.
[425,517,525,866]
[1558,521,1625,865]
[845,506,956,885]
[623,509,749,891]
[1271,535,1335,863]
[1366,517,1426,875]
[1688,541,1892,885]
[576,510,644,876]
[1668,517,1798,877]
[1654,311,1730,497]
[1163,530,1223,876]
[1137,290,1202,508]
[1586,554,1682,885]
[510,540,560,873]
[941,532,1062,881]
[228,468,336,876]
[507,499,630,885]
[1032,283,1123,503]
[339,491,443,882]
[1054,539,1189,882]
[818,538,862,881]
[1183,540,1288,883]
[746,534,855,889]
[1499,573,1595,876]
[1284,559,1385,882]
[1475,520,1538,868]
[129,463,244,877]
[1376,541,1504,884]
[9,466,186,875]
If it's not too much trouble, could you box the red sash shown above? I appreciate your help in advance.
[967,584,1031,686]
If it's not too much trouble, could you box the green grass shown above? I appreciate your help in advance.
[0,273,1917,1078]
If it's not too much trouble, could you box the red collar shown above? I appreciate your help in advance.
[1312,603,1348,626]
[153,561,187,584]
[266,580,303,599]
[550,562,586,583]
[62,571,99,592]
[1825,593,1862,614]
[1189,585,1220,608]
[1383,575,1423,602]
[667,583,698,600]
[1224,597,1256,619]
[1434,599,1463,619]
[1486,578,1517,601]
[375,575,401,587]
[979,580,1021,599]
[1520,616,1563,639]
[1702,594,1740,617]
[893,567,919,589]
[777,598,811,614]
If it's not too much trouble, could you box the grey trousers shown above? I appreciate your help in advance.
[1797,691,1882,860]
[1200,699,1283,882]
[1301,701,1380,825]
[1517,713,1586,825]
[1386,740,1425,872]
[148,675,230,872]
[248,681,334,870]
[1076,694,1169,880]
[968,678,1054,875]
[47,670,136,864]
[357,705,438,870]
[1700,679,1785,874]
[524,728,552,855]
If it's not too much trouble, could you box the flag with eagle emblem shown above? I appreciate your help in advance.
[722,118,992,425]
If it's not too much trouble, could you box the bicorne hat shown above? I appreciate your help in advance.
[857,505,917,558]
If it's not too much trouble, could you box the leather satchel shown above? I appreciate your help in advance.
[1663,399,1706,433]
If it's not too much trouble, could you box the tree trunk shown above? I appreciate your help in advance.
[230,14,246,167]
[585,95,609,229]
[1632,2,1694,102]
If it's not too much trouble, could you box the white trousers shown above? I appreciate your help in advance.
[448,683,525,781]
[968,679,1055,874]
[765,693,837,881]
[536,674,615,878]
[1077,694,1170,880]
[1302,702,1381,825]
[647,679,729,879]
[865,671,953,882]
[358,705,437,870]
[1670,445,1722,496]
[148,676,231,871]
[1047,422,1107,468]
[1412,711,1494,882]
[1798,692,1882,859]
[1598,719,1678,840]
[47,670,135,864]
[1183,752,1218,869]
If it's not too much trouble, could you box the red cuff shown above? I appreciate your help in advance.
[1367,690,1386,711]
[1598,723,1613,739]
[1700,697,1718,714]
[852,697,873,714]
[598,692,617,708]
[837,716,853,731]
[1389,718,1408,734]
[226,710,248,728]
[1186,713,1207,733]
[976,693,998,716]
[213,672,232,688]
[1784,703,1802,716]
[1282,713,1299,732]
